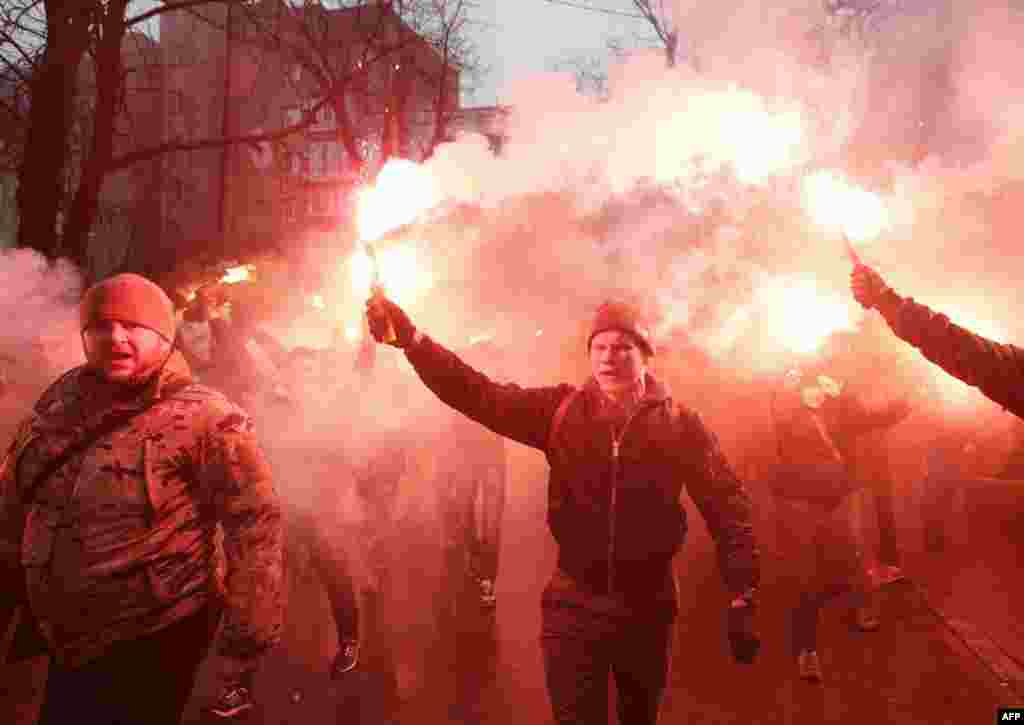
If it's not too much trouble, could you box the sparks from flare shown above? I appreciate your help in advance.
[351,159,438,308]
[802,170,888,242]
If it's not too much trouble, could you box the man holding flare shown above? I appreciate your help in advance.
[363,292,760,725]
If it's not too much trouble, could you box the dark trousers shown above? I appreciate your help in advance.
[790,512,868,654]
[439,465,506,582]
[38,604,219,725]
[541,600,673,725]
[868,476,901,566]
[310,536,359,641]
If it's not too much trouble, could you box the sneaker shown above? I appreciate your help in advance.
[797,649,823,682]
[855,606,880,631]
[478,577,497,609]
[331,639,360,678]
[207,685,254,718]
[873,564,906,587]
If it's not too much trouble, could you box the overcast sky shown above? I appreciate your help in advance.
[476,1,650,106]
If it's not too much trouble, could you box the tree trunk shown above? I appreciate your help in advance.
[16,3,91,261]
[63,0,129,281]
[332,93,365,177]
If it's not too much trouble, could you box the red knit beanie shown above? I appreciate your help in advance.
[80,273,177,343]
[588,300,654,357]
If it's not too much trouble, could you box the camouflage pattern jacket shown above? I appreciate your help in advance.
[877,293,1024,420]
[405,335,759,616]
[0,350,284,670]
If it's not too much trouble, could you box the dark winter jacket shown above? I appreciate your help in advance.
[404,335,759,615]
[876,293,1024,420]
[0,351,285,670]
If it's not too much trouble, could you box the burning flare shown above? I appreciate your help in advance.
[802,171,888,242]
[355,159,440,243]
[757,277,857,355]
[220,265,254,284]
[348,242,433,308]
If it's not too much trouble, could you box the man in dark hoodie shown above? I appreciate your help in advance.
[365,295,760,725]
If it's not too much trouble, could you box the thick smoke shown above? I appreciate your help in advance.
[4,0,1023,682]
[0,249,85,447]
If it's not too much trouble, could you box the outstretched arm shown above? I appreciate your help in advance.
[852,264,1024,418]
[367,295,572,451]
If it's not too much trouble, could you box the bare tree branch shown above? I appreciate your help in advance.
[107,96,334,172]
[544,0,643,19]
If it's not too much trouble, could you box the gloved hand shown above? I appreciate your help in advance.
[365,294,417,348]
[726,597,760,664]
[850,264,895,311]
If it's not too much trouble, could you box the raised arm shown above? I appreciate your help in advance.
[852,264,1024,418]
[367,295,572,451]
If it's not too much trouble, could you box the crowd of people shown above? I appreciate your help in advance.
[0,257,1021,725]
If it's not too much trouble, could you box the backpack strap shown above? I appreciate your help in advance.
[547,390,580,454]
[18,390,193,507]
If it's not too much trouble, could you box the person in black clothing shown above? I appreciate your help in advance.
[434,340,508,615]
[770,358,910,682]
[365,295,760,725]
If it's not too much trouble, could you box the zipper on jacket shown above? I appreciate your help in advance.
[607,408,641,595]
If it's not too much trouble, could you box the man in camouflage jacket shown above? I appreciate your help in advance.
[0,274,284,724]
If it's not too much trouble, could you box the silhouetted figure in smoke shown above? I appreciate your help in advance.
[366,295,760,725]
[434,340,508,618]
[274,347,362,679]
[918,417,979,553]
[0,274,284,724]
[182,289,285,409]
[838,317,917,586]
[770,338,910,682]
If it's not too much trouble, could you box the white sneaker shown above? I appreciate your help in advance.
[797,649,823,682]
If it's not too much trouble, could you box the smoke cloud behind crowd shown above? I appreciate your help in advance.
[3,0,1024,525]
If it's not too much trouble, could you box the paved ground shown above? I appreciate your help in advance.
[4,450,1022,724]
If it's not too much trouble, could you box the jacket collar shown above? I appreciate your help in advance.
[582,372,670,407]
[36,349,193,424]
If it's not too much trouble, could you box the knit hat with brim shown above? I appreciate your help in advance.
[587,300,654,357]
[80,273,177,343]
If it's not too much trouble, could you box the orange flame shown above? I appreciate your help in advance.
[220,265,254,284]
[802,170,888,242]
[356,159,439,242]
[348,242,433,307]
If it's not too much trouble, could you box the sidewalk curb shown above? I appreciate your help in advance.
[908,582,1024,701]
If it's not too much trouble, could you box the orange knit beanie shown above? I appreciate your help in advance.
[80,273,177,343]
[588,300,654,357]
